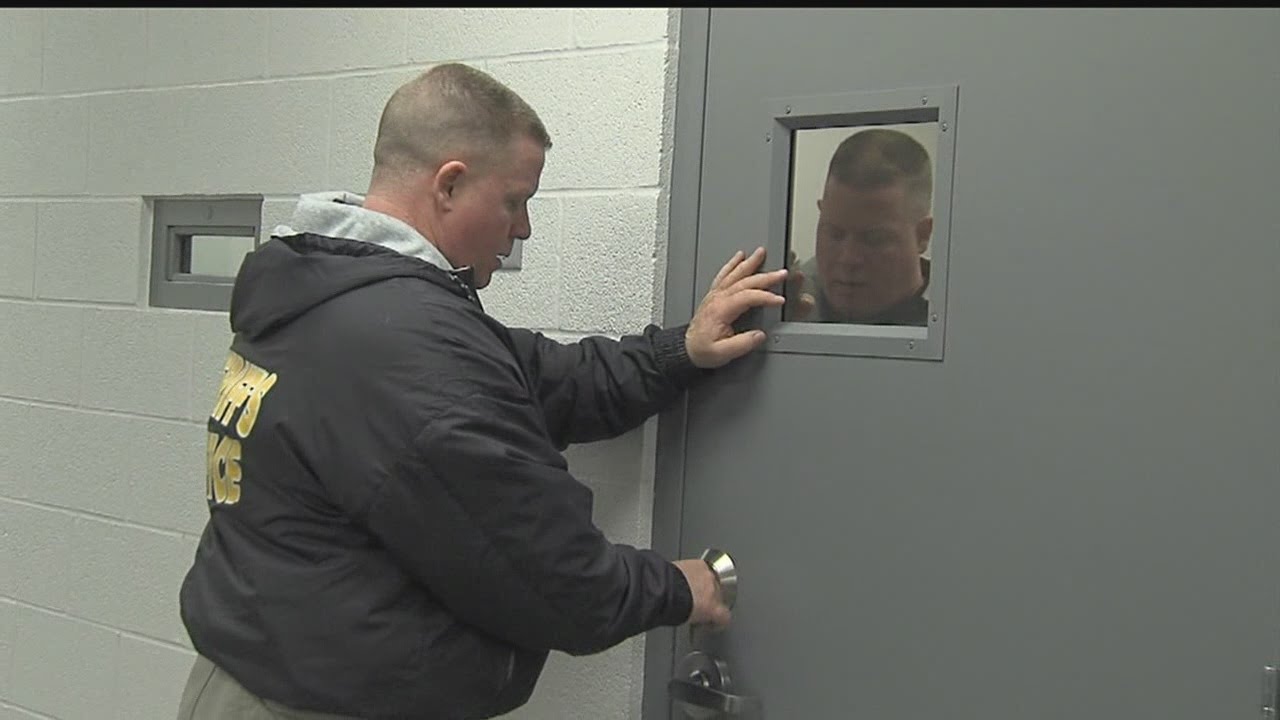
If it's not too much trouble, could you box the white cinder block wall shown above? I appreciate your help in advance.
[0,8,683,719]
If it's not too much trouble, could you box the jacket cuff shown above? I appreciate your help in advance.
[651,324,705,385]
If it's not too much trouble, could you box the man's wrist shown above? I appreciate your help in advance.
[652,324,703,381]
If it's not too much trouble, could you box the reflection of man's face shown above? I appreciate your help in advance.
[814,177,933,320]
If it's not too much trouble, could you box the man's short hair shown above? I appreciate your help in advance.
[826,128,932,217]
[372,63,552,179]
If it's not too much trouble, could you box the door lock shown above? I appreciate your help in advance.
[669,651,761,718]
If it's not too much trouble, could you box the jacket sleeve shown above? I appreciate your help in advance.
[358,311,695,655]
[506,324,708,449]
[363,384,694,655]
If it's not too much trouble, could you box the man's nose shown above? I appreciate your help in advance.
[513,215,531,241]
[834,241,866,266]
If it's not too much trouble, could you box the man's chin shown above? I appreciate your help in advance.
[825,289,870,314]
[829,296,887,322]
[469,258,503,290]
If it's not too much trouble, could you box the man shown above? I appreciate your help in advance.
[787,128,934,325]
[176,63,787,719]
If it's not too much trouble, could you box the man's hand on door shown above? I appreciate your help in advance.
[673,558,732,629]
[685,247,787,369]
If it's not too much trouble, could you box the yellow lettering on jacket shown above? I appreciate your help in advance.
[204,350,278,506]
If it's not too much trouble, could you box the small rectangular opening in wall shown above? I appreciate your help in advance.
[171,226,257,279]
[149,197,263,312]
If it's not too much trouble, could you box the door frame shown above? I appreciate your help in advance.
[642,7,712,719]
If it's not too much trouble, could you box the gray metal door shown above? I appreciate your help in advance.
[649,8,1280,720]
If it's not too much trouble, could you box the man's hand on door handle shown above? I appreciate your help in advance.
[674,558,733,630]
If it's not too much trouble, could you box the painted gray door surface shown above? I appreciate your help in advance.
[657,8,1280,720]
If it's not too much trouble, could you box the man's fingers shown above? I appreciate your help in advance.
[706,331,768,364]
[714,606,733,629]
[721,247,767,288]
[710,250,744,290]
[789,293,815,321]
[723,288,786,317]
[732,267,788,292]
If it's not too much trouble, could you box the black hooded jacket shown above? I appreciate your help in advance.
[179,232,698,719]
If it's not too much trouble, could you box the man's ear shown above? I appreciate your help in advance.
[433,160,467,209]
[915,215,934,254]
[816,198,823,213]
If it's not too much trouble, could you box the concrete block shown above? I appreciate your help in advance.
[173,80,331,195]
[406,9,573,63]
[564,428,644,488]
[7,604,119,719]
[0,499,14,597]
[478,197,561,330]
[53,512,195,644]
[487,47,667,190]
[539,330,591,344]
[86,91,171,196]
[267,9,408,77]
[3,501,77,615]
[0,600,12,694]
[35,201,143,304]
[585,473,643,548]
[114,636,196,720]
[146,8,269,87]
[0,301,84,405]
[0,399,28,499]
[8,404,209,537]
[574,8,669,47]
[0,97,88,196]
[503,642,634,720]
[0,203,37,299]
[89,81,329,196]
[0,400,29,510]
[79,308,192,420]
[565,429,647,547]
[559,192,659,334]
[0,703,53,719]
[0,10,43,97]
[43,8,147,93]
[328,68,424,193]
[189,310,233,424]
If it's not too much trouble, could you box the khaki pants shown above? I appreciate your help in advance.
[177,655,360,720]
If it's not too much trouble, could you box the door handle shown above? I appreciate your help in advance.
[688,548,737,646]
[669,677,760,716]
[669,651,761,718]
[701,548,737,610]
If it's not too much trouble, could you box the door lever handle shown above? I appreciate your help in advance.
[669,676,761,716]
[670,651,761,718]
